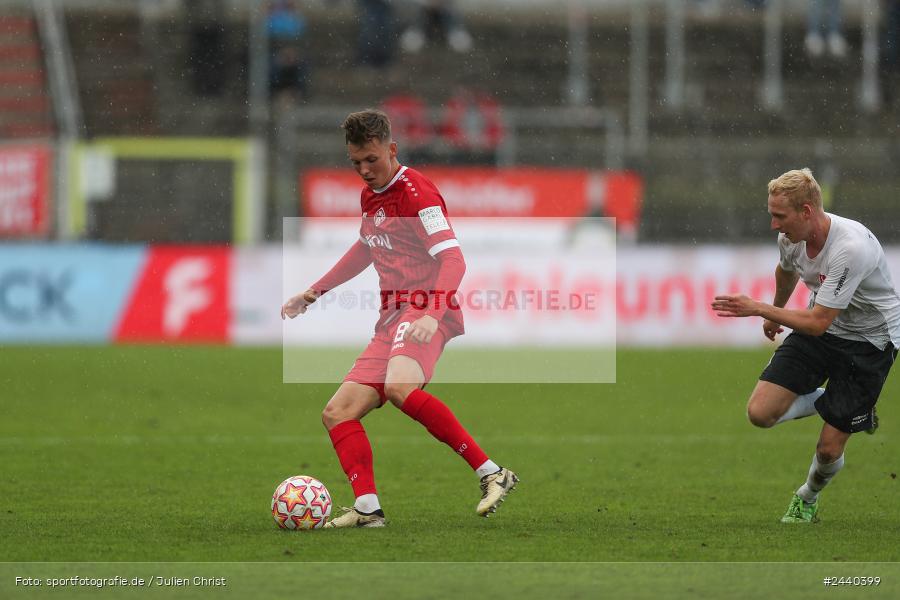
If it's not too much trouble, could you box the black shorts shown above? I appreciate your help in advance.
[760,332,898,433]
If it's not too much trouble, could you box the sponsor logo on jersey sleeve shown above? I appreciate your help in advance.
[833,267,850,296]
[418,206,449,235]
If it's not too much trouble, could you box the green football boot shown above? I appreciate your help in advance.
[780,494,819,523]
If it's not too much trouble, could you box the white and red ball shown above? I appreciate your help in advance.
[271,475,332,530]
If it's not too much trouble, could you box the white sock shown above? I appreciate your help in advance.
[796,453,845,503]
[354,493,381,514]
[775,388,825,425]
[475,459,500,479]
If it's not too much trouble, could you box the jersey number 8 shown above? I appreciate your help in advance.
[394,322,411,343]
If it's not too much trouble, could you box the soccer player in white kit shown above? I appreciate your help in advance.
[712,168,900,523]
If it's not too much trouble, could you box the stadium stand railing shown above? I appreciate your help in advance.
[0,8,53,139]
[6,0,899,244]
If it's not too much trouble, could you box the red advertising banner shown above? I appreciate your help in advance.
[301,168,642,222]
[0,144,51,236]
[114,246,231,344]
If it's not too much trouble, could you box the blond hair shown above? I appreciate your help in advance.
[767,168,822,211]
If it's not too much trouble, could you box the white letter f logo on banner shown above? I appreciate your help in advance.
[163,258,212,336]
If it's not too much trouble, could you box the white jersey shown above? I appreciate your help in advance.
[778,213,900,349]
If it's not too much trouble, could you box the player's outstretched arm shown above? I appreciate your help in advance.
[313,240,374,294]
[281,241,374,320]
[711,295,840,337]
[281,289,319,320]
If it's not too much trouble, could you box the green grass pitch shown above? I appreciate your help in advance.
[2,346,899,598]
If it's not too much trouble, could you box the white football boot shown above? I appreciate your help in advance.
[324,507,386,528]
[476,467,519,517]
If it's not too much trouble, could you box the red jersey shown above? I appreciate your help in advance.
[358,166,465,337]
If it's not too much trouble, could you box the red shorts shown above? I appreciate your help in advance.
[344,313,451,405]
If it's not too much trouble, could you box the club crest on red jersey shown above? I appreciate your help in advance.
[374,207,386,227]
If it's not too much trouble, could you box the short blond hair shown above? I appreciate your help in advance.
[767,168,822,211]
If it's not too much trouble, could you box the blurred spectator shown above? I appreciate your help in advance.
[439,87,505,165]
[568,172,644,245]
[267,1,309,103]
[690,0,722,18]
[401,0,473,54]
[885,1,900,71]
[381,91,435,163]
[689,0,771,18]
[356,0,396,68]
[188,0,228,96]
[805,0,847,58]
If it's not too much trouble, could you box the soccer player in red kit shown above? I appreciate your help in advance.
[282,109,518,528]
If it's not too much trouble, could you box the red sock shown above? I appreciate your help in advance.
[400,389,489,470]
[328,420,376,497]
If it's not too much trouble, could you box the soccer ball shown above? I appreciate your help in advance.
[271,475,332,530]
